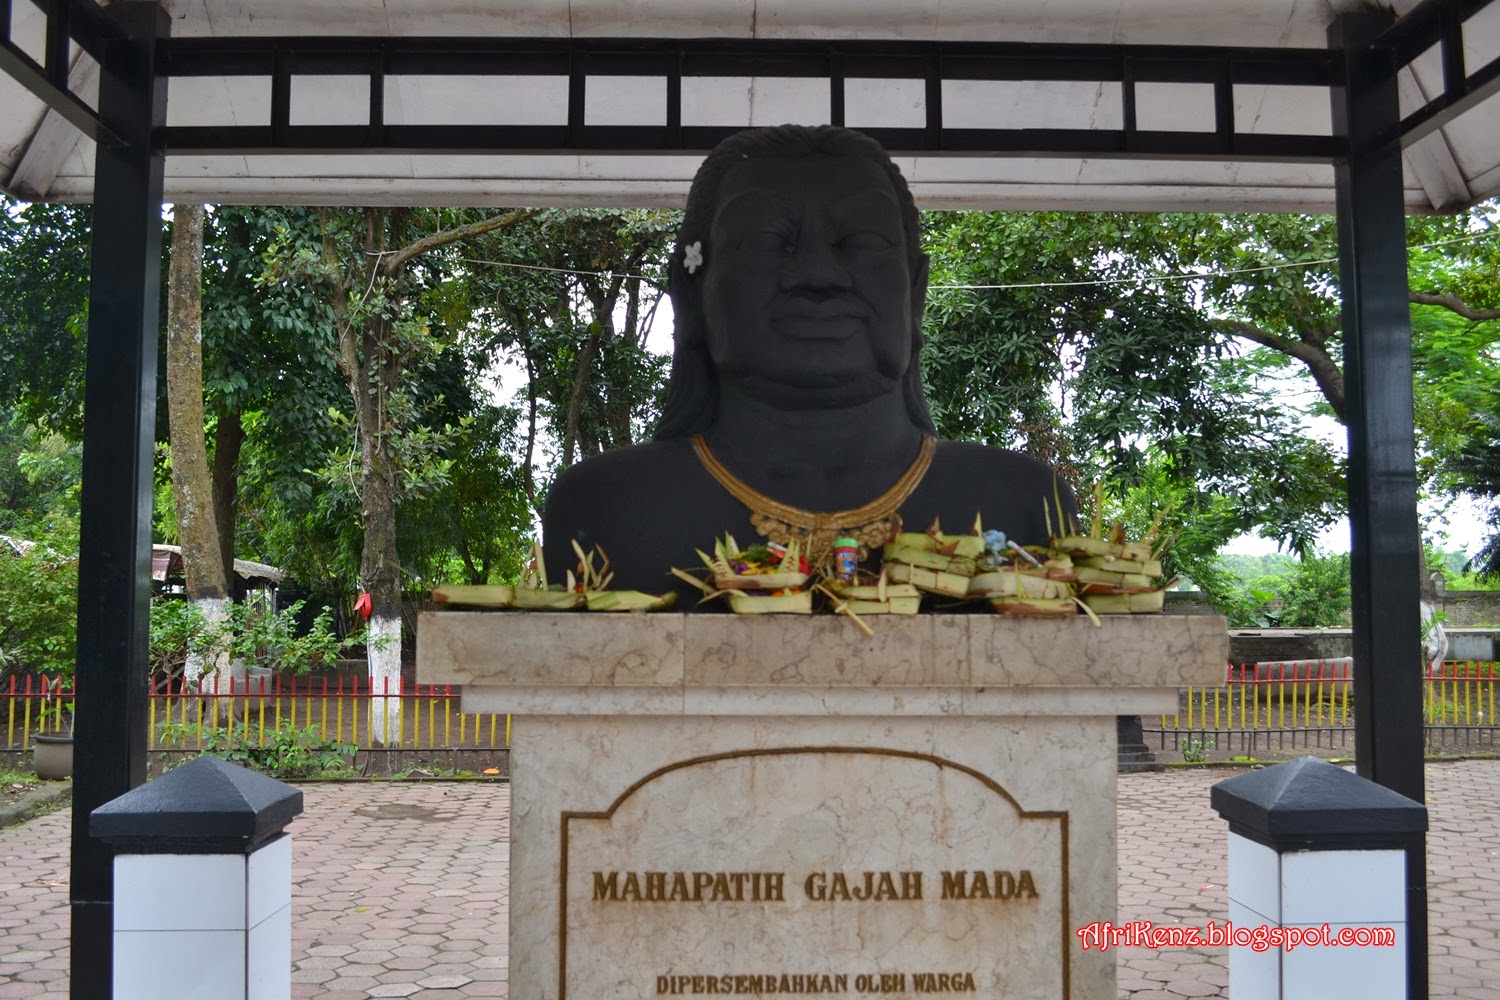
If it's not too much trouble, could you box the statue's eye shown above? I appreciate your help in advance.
[740,230,794,253]
[836,231,894,251]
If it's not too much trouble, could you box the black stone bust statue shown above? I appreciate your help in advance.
[543,125,1076,604]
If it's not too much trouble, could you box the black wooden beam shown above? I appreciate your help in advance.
[1329,11,1428,999]
[71,3,167,999]
[1377,0,1500,151]
[0,36,124,146]
[156,122,1339,162]
[150,34,1344,160]
[157,35,1338,81]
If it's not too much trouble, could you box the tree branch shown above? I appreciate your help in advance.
[380,208,538,276]
[1219,319,1347,424]
[1410,291,1500,322]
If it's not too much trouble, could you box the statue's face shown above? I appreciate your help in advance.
[700,153,925,409]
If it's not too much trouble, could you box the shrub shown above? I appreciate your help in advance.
[159,719,356,779]
[0,519,78,682]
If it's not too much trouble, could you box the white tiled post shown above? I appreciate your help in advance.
[1211,756,1427,1000]
[90,756,304,1000]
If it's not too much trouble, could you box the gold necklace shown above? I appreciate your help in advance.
[691,433,935,566]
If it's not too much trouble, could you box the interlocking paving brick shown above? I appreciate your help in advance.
[6,762,1500,999]
[418,974,473,988]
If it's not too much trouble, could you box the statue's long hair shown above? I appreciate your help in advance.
[652,125,937,440]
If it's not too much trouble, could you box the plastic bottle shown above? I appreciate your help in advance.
[833,537,860,582]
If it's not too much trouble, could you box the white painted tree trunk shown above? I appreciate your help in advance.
[367,616,403,745]
[189,595,232,694]
[1421,600,1449,674]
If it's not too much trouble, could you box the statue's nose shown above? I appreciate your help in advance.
[781,234,853,293]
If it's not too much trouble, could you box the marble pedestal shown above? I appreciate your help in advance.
[419,613,1226,1000]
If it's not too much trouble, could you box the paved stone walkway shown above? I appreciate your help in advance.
[1,760,1497,998]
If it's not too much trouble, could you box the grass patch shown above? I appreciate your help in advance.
[1,766,40,789]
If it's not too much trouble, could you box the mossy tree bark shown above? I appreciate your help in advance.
[166,204,232,700]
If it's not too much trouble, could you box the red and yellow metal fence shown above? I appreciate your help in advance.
[1149,660,1499,755]
[2,673,511,753]
[11,661,1497,761]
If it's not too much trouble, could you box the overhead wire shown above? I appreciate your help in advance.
[447,227,1494,291]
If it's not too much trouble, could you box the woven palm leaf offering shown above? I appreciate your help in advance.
[671,536,814,614]
[820,567,922,616]
[880,516,983,598]
[430,583,516,608]
[510,540,586,610]
[969,527,1078,616]
[568,541,678,612]
[1049,484,1178,615]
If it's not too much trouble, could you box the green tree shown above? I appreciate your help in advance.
[921,206,1500,604]
[461,209,676,501]
[0,515,79,680]
[0,199,93,434]
[0,406,80,535]
[921,210,1347,570]
[261,206,533,740]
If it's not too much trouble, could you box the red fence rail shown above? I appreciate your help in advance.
[1147,659,1498,754]
[2,673,511,752]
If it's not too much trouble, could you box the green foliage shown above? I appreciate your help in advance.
[150,596,369,691]
[148,598,217,690]
[1275,552,1352,627]
[215,598,357,675]
[399,405,534,587]
[0,407,81,535]
[0,517,79,680]
[0,199,94,434]
[159,719,356,779]
[0,766,39,787]
[921,211,1346,556]
[1430,546,1500,590]
[1200,550,1352,628]
[464,209,676,474]
[1179,739,1213,764]
[1438,415,1500,579]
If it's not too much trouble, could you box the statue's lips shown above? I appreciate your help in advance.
[769,305,868,340]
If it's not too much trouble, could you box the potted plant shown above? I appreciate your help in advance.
[33,677,74,780]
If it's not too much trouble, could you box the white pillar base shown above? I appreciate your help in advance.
[1226,832,1407,1000]
[112,834,292,1000]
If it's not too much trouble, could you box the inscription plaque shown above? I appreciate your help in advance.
[561,748,1068,998]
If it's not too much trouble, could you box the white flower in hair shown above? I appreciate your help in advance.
[683,241,704,275]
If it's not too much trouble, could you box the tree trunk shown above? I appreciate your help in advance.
[562,328,602,468]
[327,207,534,743]
[359,408,404,744]
[211,409,244,591]
[355,209,405,744]
[166,204,232,698]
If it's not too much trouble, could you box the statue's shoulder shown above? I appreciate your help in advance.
[927,439,1066,490]
[912,440,1077,545]
[545,439,701,514]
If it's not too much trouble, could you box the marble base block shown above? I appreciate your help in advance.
[514,715,1113,1000]
[418,612,1228,1000]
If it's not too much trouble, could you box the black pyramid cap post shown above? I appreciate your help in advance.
[90,756,304,855]
[1211,756,1426,851]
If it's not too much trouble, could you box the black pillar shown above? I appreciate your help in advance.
[70,4,168,999]
[1329,12,1426,999]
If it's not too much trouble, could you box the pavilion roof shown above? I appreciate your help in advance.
[3,0,1499,212]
